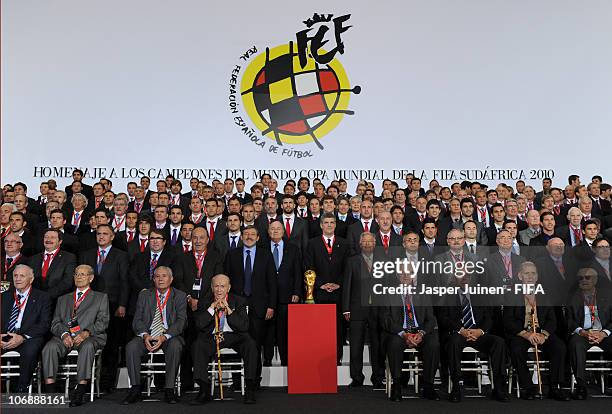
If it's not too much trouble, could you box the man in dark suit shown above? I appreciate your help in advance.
[123,266,187,404]
[79,224,130,391]
[42,209,80,255]
[173,226,224,390]
[9,212,39,256]
[279,195,309,254]
[346,199,379,255]
[190,274,258,404]
[254,196,280,239]
[485,230,526,288]
[438,272,510,402]
[1,264,51,392]
[128,186,150,215]
[304,213,351,363]
[264,221,302,366]
[380,267,440,401]
[589,238,612,292]
[30,228,76,302]
[224,225,277,385]
[503,262,569,400]
[213,212,243,259]
[42,264,109,406]
[2,233,29,292]
[64,169,93,199]
[112,211,139,252]
[203,199,227,243]
[128,229,176,315]
[567,268,612,400]
[234,178,253,204]
[374,211,402,257]
[168,180,191,216]
[342,232,386,388]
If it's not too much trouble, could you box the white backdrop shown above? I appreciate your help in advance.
[2,0,612,190]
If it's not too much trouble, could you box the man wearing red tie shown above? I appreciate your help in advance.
[204,199,226,242]
[347,199,379,255]
[375,211,402,256]
[31,229,76,302]
[111,198,128,233]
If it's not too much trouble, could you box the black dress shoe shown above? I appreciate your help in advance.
[492,389,510,402]
[164,388,178,404]
[449,385,462,403]
[349,380,363,387]
[190,384,212,405]
[389,383,402,402]
[572,385,588,400]
[371,380,384,389]
[121,386,142,405]
[244,380,256,404]
[422,386,440,401]
[69,384,87,407]
[549,388,570,401]
[520,387,535,400]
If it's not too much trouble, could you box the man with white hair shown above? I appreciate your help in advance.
[66,193,89,235]
[555,207,584,247]
[1,264,51,392]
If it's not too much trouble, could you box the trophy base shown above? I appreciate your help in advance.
[304,299,315,304]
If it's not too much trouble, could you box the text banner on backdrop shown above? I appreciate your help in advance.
[3,0,610,189]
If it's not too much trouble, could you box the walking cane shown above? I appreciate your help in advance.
[530,308,543,398]
[214,308,224,400]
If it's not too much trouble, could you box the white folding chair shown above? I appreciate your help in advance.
[1,351,41,394]
[127,349,182,398]
[385,348,422,398]
[570,346,612,395]
[446,347,492,395]
[208,348,245,398]
[507,347,549,397]
[57,349,102,401]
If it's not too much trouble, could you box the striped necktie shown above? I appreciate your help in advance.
[150,294,165,337]
[7,294,22,333]
[461,294,475,328]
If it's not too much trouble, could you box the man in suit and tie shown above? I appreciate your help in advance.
[2,233,29,292]
[484,203,507,246]
[503,262,570,400]
[374,211,402,258]
[381,266,441,401]
[590,238,612,292]
[438,269,510,402]
[342,232,386,388]
[305,213,351,363]
[190,274,258,404]
[42,264,109,406]
[30,228,76,302]
[224,225,277,385]
[234,178,253,204]
[173,226,223,390]
[203,199,227,242]
[79,224,130,391]
[455,198,488,245]
[128,229,176,315]
[128,186,149,214]
[486,230,526,288]
[555,207,585,247]
[214,212,242,259]
[567,268,612,400]
[123,266,187,404]
[346,199,379,254]
[263,221,302,366]
[279,195,309,254]
[1,264,51,392]
[255,196,280,239]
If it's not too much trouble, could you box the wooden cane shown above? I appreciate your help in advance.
[530,308,543,397]
[214,308,224,400]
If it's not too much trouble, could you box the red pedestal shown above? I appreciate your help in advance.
[287,304,337,394]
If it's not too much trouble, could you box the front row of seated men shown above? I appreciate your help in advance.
[0,264,258,406]
[381,257,612,402]
[1,259,611,405]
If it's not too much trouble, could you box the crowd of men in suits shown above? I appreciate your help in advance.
[0,170,611,405]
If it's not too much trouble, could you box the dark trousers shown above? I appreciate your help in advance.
[508,334,566,388]
[263,303,289,365]
[248,312,273,379]
[100,305,127,387]
[192,332,258,385]
[386,332,440,385]
[180,315,198,388]
[349,309,385,383]
[1,338,44,390]
[568,334,612,385]
[444,333,507,389]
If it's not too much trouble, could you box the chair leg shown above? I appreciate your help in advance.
[476,357,482,394]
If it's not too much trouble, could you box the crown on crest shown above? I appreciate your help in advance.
[303,13,333,28]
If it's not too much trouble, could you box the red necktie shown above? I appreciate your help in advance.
[135,202,141,212]
[42,253,52,281]
[554,205,560,215]
[139,238,147,252]
[209,222,215,241]
[127,231,134,242]
[383,234,389,251]
[285,218,291,238]
[363,221,370,232]
[184,244,190,253]
[573,228,582,243]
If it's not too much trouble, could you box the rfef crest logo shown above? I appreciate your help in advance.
[231,14,360,154]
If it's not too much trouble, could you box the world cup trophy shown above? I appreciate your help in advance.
[304,270,317,304]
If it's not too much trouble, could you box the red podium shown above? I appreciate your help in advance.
[287,304,337,394]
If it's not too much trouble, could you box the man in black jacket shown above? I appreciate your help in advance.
[567,267,612,400]
[30,228,76,302]
[503,262,569,400]
[224,225,277,385]
[190,274,258,404]
[1,264,51,392]
[379,262,440,401]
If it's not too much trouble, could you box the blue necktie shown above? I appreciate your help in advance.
[244,250,252,296]
[273,243,280,270]
[461,294,475,328]
[97,250,105,274]
[230,236,237,249]
[171,229,178,246]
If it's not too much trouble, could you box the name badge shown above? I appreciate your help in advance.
[192,278,202,291]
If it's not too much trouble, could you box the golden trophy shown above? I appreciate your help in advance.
[304,270,316,304]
